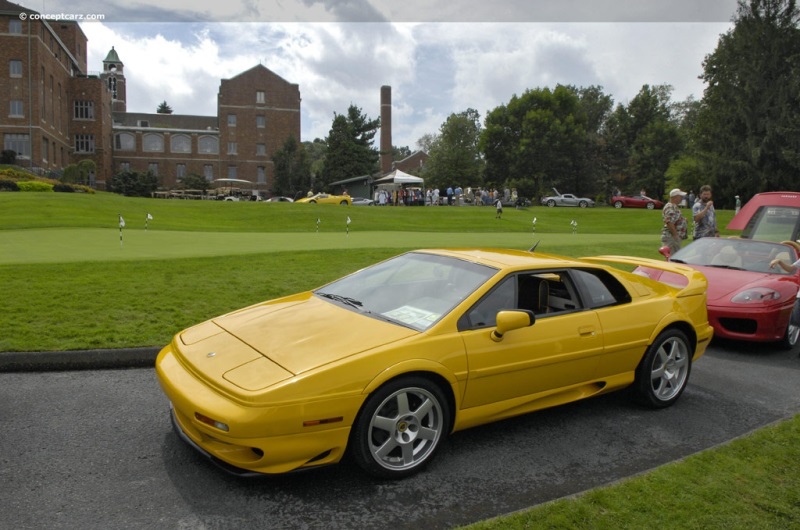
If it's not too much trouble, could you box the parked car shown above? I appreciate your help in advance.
[727,191,800,242]
[266,196,294,203]
[351,197,375,206]
[156,248,712,479]
[636,237,800,349]
[541,188,594,208]
[612,194,664,210]
[296,193,352,205]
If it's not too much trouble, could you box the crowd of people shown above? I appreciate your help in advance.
[372,186,519,208]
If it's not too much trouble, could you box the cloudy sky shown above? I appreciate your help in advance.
[18,0,739,149]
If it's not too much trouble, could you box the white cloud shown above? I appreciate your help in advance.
[79,19,732,149]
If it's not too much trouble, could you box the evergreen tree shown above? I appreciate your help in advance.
[156,101,173,114]
[320,105,380,189]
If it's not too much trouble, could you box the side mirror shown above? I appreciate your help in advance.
[491,310,535,342]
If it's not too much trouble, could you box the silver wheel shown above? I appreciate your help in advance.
[614,201,623,208]
[781,321,800,349]
[646,202,655,210]
[547,200,556,207]
[350,378,449,478]
[634,329,692,408]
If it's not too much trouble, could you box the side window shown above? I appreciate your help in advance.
[572,269,631,309]
[466,276,516,328]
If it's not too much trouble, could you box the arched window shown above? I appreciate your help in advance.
[198,135,219,154]
[170,134,191,153]
[142,133,164,152]
[114,132,135,151]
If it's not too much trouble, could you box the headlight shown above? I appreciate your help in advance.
[731,288,781,303]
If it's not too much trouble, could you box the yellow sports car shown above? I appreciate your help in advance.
[156,249,713,479]
[295,193,352,205]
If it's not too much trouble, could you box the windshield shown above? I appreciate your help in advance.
[315,252,497,331]
[671,238,797,274]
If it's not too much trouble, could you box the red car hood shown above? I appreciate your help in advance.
[692,265,789,304]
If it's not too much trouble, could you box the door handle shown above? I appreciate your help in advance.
[578,326,597,337]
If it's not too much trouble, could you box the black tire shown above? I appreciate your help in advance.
[614,201,623,208]
[547,200,556,207]
[579,201,588,208]
[340,200,348,205]
[632,329,692,408]
[309,200,317,204]
[349,376,450,479]
[779,300,800,350]
[646,202,655,210]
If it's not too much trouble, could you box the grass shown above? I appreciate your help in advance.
[1,191,797,527]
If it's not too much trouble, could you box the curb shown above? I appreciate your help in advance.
[0,347,160,372]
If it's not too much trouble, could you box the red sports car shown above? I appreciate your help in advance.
[635,237,800,349]
[612,195,664,210]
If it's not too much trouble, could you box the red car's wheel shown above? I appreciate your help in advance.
[646,202,656,210]
[614,201,623,208]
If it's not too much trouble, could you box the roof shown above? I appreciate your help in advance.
[0,0,34,14]
[103,46,122,64]
[113,112,218,131]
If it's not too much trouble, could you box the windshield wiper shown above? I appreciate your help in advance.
[317,292,363,310]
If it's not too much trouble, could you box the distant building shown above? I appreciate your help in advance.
[0,0,301,193]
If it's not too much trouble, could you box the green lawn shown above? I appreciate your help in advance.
[3,191,797,529]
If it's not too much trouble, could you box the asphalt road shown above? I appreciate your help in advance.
[1,341,799,530]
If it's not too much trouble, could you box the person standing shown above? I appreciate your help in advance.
[495,197,503,219]
[692,185,719,239]
[662,189,688,256]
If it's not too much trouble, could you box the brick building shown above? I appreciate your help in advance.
[0,0,301,193]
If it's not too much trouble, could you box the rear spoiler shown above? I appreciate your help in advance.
[581,255,708,298]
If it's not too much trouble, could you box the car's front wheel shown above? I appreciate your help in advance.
[340,200,348,205]
[646,202,655,210]
[780,300,800,350]
[614,201,623,208]
[349,377,450,479]
[633,329,691,408]
[579,201,588,208]
[547,200,556,207]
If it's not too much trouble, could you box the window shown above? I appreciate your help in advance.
[9,19,22,34]
[73,100,94,120]
[170,134,191,153]
[10,60,22,77]
[74,134,95,153]
[4,134,30,158]
[198,135,218,154]
[256,91,265,104]
[108,76,117,99]
[176,164,186,179]
[256,143,266,156]
[119,162,131,173]
[9,100,23,117]
[227,142,237,154]
[257,166,266,184]
[137,120,149,128]
[227,165,237,179]
[203,164,213,180]
[572,269,630,308]
[148,162,159,176]
[256,115,265,128]
[41,138,48,162]
[227,114,236,127]
[114,132,135,151]
[143,133,164,152]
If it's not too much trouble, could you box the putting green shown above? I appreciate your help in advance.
[0,228,656,264]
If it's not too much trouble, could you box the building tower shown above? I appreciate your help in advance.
[101,46,126,113]
[380,85,392,174]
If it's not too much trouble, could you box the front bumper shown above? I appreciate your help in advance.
[708,302,792,343]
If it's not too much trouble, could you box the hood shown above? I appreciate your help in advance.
[696,266,786,303]
[212,293,418,375]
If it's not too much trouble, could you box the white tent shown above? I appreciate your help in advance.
[373,169,424,186]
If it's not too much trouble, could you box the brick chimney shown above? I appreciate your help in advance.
[380,85,392,174]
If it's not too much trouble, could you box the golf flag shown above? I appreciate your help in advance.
[146,213,153,230]
[316,217,320,232]
[118,214,125,247]
[346,216,351,236]
[532,217,537,233]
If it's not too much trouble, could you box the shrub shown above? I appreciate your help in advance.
[53,183,76,192]
[17,180,54,192]
[0,179,20,191]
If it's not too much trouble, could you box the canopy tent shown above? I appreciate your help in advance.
[373,169,424,186]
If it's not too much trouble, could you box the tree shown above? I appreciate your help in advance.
[481,86,588,199]
[320,105,380,189]
[425,108,484,190]
[180,173,210,193]
[695,0,800,205]
[156,101,173,114]
[109,170,159,197]
[302,138,328,189]
[416,133,437,154]
[61,160,96,185]
[272,135,311,198]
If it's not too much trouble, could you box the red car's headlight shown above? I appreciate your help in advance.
[731,288,781,303]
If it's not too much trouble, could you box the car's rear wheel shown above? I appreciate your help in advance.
[646,202,655,210]
[349,377,450,479]
[547,200,556,207]
[633,329,691,408]
[309,200,317,204]
[614,201,623,208]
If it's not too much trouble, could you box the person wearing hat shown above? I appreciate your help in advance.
[692,184,719,239]
[661,188,688,256]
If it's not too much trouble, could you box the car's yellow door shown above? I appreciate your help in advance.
[459,310,603,409]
